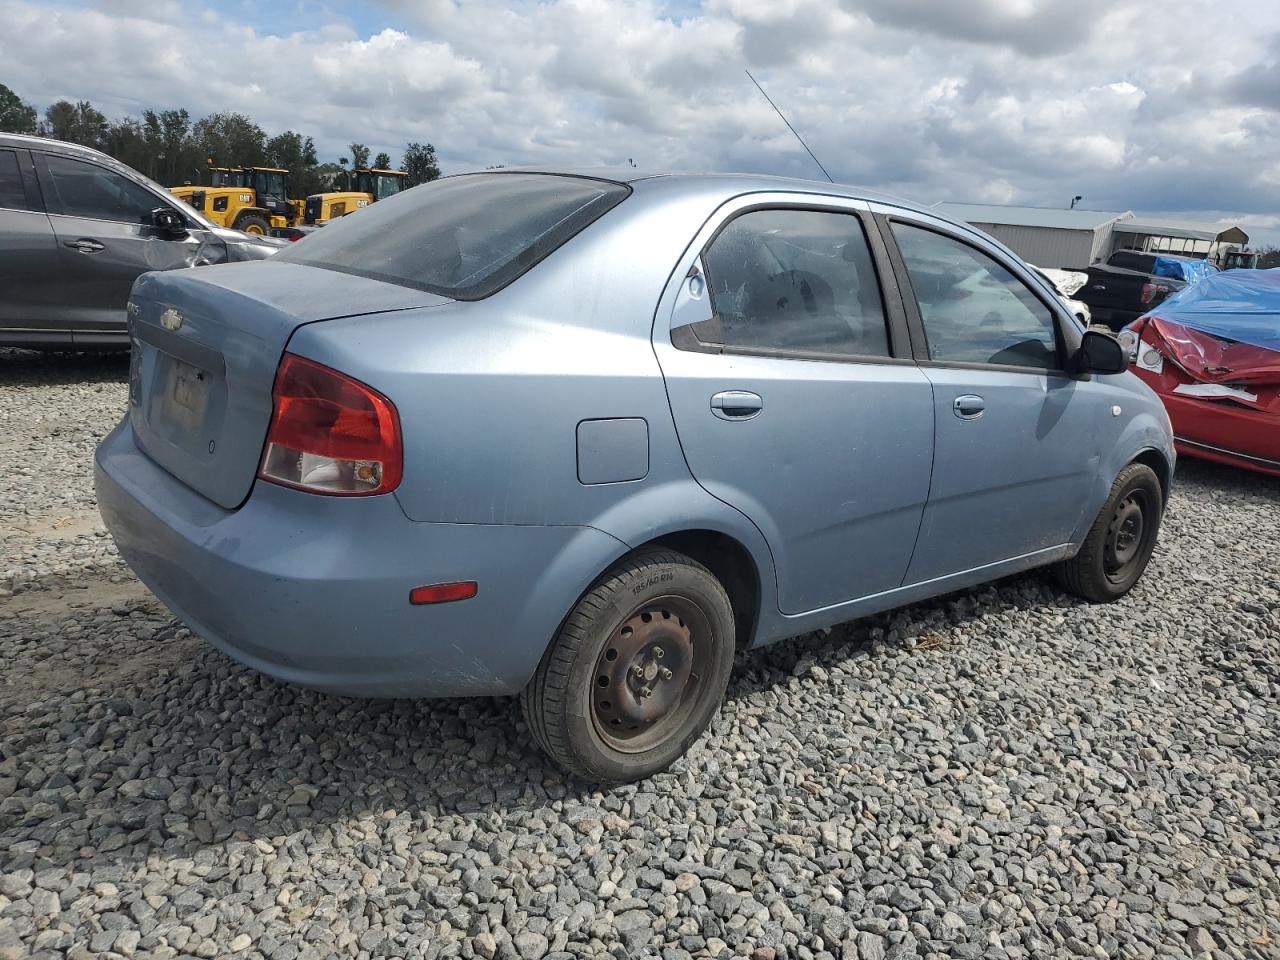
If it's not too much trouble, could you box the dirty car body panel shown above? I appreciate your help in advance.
[96,170,1175,698]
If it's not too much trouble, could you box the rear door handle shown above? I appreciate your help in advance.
[710,390,763,420]
[953,394,985,419]
[64,238,104,253]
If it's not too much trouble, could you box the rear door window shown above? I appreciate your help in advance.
[0,150,30,211]
[277,173,630,300]
[44,155,161,224]
[690,207,890,358]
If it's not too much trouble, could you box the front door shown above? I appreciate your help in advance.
[883,215,1101,584]
[36,152,218,344]
[654,199,935,615]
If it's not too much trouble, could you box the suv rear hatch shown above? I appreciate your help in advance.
[128,260,447,509]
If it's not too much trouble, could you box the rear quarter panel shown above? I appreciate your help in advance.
[286,180,780,585]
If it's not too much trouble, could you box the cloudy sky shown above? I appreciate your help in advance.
[6,0,1280,245]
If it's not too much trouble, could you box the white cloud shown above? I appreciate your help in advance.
[5,0,1280,244]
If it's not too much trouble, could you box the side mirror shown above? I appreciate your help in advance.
[146,207,188,238]
[1072,329,1127,377]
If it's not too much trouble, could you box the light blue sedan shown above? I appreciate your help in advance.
[96,170,1174,781]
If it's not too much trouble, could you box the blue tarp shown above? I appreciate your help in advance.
[1151,254,1217,284]
[1150,268,1280,353]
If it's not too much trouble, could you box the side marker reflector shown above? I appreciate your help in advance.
[410,581,478,605]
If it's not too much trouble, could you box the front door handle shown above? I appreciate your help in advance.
[64,238,105,254]
[711,390,763,421]
[953,394,985,419]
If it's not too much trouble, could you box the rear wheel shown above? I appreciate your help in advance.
[1055,463,1162,602]
[234,214,269,236]
[521,549,735,782]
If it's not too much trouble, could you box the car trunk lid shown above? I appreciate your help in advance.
[127,260,448,509]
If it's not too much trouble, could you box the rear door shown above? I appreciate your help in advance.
[34,151,222,346]
[0,146,68,346]
[653,194,935,615]
[879,211,1101,583]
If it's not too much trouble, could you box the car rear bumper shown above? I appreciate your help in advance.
[95,419,627,697]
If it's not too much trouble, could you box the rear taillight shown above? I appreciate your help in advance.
[1140,281,1169,305]
[258,353,402,496]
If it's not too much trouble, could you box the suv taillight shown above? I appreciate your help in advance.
[258,353,402,496]
[1140,281,1169,305]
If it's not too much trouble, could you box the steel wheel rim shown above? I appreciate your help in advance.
[590,595,712,754]
[1104,490,1147,582]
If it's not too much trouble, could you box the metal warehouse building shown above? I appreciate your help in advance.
[934,203,1251,271]
[933,203,1133,270]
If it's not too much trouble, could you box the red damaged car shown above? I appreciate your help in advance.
[1120,269,1280,477]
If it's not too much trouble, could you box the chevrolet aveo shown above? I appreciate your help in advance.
[97,171,1174,781]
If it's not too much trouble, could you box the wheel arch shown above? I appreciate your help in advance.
[632,529,762,650]
[1130,446,1173,503]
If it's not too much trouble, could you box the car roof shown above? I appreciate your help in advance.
[475,166,940,217]
[0,131,124,165]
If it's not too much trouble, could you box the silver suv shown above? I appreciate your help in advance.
[0,133,281,350]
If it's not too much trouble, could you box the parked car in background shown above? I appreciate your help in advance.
[1031,265,1091,325]
[0,133,283,350]
[1121,269,1280,476]
[97,170,1174,782]
[1078,251,1216,331]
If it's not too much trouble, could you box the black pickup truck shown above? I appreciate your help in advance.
[1076,251,1201,330]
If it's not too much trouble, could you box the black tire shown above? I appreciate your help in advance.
[1055,463,1163,602]
[233,213,270,236]
[521,549,735,782]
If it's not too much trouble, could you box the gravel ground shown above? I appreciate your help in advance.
[1,346,1278,960]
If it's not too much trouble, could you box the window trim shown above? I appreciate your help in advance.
[32,150,190,228]
[0,148,41,213]
[671,200,912,366]
[877,212,1077,378]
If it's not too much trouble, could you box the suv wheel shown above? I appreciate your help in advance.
[1055,462,1163,602]
[521,549,735,782]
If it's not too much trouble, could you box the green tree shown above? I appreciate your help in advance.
[400,142,440,187]
[42,99,108,147]
[0,83,37,134]
[373,151,391,170]
[313,161,347,191]
[102,117,149,174]
[194,112,266,168]
[349,142,370,169]
[142,109,197,185]
[267,130,322,197]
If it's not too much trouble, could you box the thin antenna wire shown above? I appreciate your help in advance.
[745,69,834,183]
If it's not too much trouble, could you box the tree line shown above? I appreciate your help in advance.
[0,83,440,197]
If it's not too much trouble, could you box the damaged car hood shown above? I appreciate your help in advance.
[1137,269,1280,385]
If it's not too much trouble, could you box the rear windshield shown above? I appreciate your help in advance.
[277,173,630,299]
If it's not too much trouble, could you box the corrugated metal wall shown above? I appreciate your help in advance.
[968,224,1098,270]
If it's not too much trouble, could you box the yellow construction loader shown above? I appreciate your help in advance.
[301,168,408,225]
[170,166,302,236]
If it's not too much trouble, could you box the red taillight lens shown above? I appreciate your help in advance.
[1140,281,1169,305]
[258,353,402,496]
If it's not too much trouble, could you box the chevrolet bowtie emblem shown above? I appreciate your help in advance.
[160,308,183,332]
